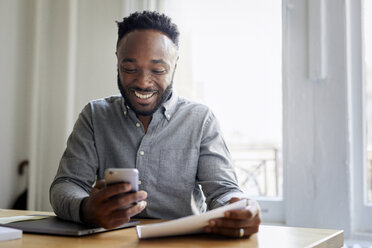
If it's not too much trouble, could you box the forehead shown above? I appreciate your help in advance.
[117,29,177,60]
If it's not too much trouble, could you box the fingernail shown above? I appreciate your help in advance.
[209,220,216,227]
[139,191,147,199]
[124,184,131,191]
[139,201,147,209]
[225,212,230,218]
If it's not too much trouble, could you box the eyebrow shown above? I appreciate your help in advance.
[122,58,136,63]
[121,58,168,65]
[151,59,167,65]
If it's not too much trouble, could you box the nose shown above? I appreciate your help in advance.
[137,70,152,87]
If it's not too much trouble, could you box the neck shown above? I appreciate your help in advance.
[137,115,152,133]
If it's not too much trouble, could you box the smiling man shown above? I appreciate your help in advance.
[117,28,178,131]
[50,11,260,238]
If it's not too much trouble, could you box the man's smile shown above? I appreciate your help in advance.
[129,89,159,106]
[134,90,156,100]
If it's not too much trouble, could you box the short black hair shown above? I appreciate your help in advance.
[116,11,180,49]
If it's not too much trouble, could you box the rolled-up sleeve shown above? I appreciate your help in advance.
[50,103,98,223]
[197,111,246,210]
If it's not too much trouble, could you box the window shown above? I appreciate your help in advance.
[365,0,372,204]
[351,0,372,235]
[164,0,283,222]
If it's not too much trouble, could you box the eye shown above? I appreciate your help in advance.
[123,68,137,74]
[152,69,166,75]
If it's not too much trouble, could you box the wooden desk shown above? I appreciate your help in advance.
[0,209,343,248]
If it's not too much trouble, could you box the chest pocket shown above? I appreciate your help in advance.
[157,148,199,191]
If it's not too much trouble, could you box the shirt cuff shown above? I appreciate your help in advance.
[210,191,247,209]
[50,181,89,224]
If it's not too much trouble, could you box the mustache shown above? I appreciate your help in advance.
[129,87,159,93]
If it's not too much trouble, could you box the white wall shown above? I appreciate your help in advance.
[0,0,167,211]
[0,0,34,208]
[283,0,356,235]
[73,0,123,119]
[28,0,126,211]
[0,0,141,210]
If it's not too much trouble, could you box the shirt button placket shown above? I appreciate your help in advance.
[137,149,145,190]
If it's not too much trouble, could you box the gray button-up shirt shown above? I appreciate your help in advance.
[50,92,245,223]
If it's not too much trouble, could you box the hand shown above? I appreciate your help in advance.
[205,198,261,238]
[80,179,147,229]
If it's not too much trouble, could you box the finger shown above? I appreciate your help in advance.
[225,202,260,220]
[229,197,241,204]
[94,183,132,202]
[92,196,146,226]
[209,218,250,229]
[94,179,106,189]
[103,191,147,212]
[225,209,254,220]
[125,200,147,217]
[112,200,147,219]
[246,199,260,217]
[210,213,261,228]
[91,180,106,194]
[210,214,261,229]
[104,201,147,229]
[248,214,261,226]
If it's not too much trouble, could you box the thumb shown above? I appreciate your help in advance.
[229,197,242,204]
[91,179,106,194]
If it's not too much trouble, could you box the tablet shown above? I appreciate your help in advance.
[0,216,139,236]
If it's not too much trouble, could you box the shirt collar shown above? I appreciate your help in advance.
[121,97,129,117]
[162,91,178,121]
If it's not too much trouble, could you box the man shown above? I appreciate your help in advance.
[50,11,260,238]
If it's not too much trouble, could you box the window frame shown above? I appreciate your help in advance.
[350,0,372,236]
[283,0,372,239]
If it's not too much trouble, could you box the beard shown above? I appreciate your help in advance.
[117,72,173,116]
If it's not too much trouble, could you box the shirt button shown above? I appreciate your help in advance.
[124,111,127,115]
[139,151,145,156]
[136,123,141,127]
[138,180,142,185]
[167,114,171,119]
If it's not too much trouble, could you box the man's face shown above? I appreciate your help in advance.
[117,29,178,116]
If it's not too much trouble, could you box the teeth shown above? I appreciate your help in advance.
[134,91,155,99]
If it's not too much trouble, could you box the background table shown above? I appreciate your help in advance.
[0,209,343,248]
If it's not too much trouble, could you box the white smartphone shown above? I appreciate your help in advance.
[104,168,139,192]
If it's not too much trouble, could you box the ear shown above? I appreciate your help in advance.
[174,56,179,70]
[116,51,119,68]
